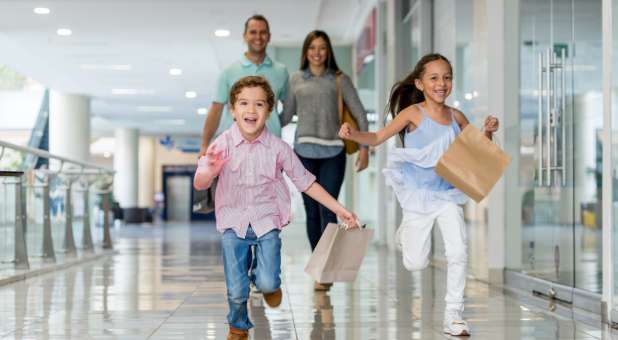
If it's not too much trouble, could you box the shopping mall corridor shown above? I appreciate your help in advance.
[0,222,614,340]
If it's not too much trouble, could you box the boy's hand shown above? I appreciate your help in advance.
[484,115,499,133]
[338,209,360,229]
[199,143,208,157]
[338,122,357,140]
[204,143,229,175]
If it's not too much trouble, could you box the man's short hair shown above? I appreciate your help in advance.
[244,14,270,34]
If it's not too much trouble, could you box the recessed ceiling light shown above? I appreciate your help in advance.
[215,29,230,37]
[80,64,132,71]
[197,108,207,115]
[169,68,182,76]
[137,106,173,113]
[185,91,197,99]
[155,119,185,126]
[112,89,155,95]
[33,7,50,15]
[110,64,132,71]
[112,88,137,95]
[56,28,72,36]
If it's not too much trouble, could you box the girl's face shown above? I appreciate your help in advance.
[414,59,452,104]
[307,37,328,68]
[231,86,271,141]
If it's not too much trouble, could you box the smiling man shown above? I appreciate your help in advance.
[200,15,289,155]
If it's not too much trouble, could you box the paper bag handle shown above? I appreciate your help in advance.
[341,219,366,230]
[480,125,503,148]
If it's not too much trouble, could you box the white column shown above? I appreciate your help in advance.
[49,92,91,163]
[486,0,520,283]
[138,137,156,208]
[433,0,457,60]
[418,0,433,55]
[113,128,139,208]
[375,0,388,246]
[602,0,613,323]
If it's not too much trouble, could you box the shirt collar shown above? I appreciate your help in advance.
[241,53,273,68]
[230,123,270,147]
[302,68,336,79]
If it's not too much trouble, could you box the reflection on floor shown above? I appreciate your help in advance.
[521,224,603,294]
[0,222,615,339]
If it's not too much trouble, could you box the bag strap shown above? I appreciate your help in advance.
[335,71,344,123]
[480,125,502,148]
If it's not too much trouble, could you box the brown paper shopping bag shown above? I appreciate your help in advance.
[435,125,512,203]
[304,223,374,283]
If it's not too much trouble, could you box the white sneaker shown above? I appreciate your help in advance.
[443,310,470,336]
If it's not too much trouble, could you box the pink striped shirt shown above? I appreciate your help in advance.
[211,123,316,238]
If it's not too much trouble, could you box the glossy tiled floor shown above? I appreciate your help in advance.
[0,221,617,340]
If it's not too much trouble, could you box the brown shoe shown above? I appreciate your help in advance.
[314,281,333,291]
[227,326,248,340]
[263,288,282,308]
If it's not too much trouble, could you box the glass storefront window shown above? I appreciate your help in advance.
[0,65,45,169]
[347,8,379,226]
[612,0,618,312]
[512,0,603,295]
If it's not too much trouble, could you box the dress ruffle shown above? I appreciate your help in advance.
[382,130,468,214]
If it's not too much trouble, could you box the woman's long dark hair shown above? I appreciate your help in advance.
[300,30,340,72]
[387,53,452,142]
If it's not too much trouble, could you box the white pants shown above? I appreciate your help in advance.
[396,203,467,312]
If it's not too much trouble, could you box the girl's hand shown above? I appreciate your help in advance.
[205,143,229,175]
[355,147,369,172]
[484,115,499,133]
[338,209,359,229]
[338,122,357,140]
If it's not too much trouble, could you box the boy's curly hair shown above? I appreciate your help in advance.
[229,76,275,112]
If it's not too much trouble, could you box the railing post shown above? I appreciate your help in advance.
[13,176,29,270]
[40,174,56,262]
[62,178,77,255]
[102,191,113,250]
[80,179,94,252]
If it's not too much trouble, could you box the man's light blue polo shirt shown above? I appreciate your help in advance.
[214,54,289,138]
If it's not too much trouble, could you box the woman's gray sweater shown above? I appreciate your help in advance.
[280,70,369,147]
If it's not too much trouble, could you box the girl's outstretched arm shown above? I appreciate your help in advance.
[339,106,415,146]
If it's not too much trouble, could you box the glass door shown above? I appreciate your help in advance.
[612,0,618,320]
[519,0,603,298]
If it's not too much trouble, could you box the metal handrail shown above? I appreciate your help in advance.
[0,140,113,174]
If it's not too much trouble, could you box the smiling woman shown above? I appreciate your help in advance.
[279,31,370,289]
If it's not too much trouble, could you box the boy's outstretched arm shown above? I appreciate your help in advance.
[304,182,359,228]
[193,143,228,190]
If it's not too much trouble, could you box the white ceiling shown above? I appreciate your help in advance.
[0,0,376,136]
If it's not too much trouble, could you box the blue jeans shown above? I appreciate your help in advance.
[222,227,281,330]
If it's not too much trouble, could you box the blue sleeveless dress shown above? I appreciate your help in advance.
[382,104,468,214]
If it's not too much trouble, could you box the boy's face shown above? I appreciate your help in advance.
[231,86,271,141]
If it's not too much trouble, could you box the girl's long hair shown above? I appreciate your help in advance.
[300,30,340,72]
[386,53,452,142]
